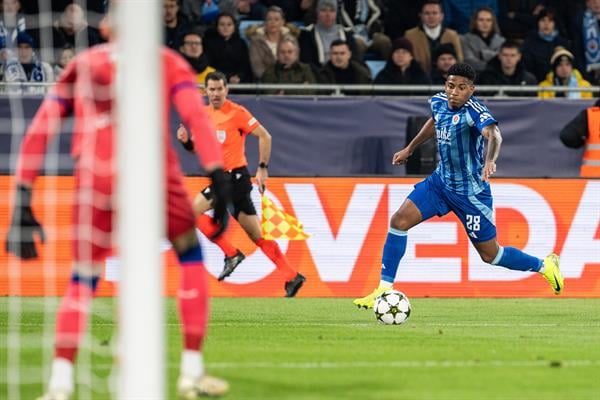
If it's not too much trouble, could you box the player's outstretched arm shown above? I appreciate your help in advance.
[250,125,271,194]
[393,117,435,165]
[7,75,73,259]
[481,123,502,181]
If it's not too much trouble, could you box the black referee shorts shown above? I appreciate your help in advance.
[201,166,257,219]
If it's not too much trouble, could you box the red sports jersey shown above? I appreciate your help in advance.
[14,43,223,261]
[16,43,222,183]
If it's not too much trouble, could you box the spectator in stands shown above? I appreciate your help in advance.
[3,31,53,92]
[497,0,545,42]
[53,45,74,77]
[247,5,300,80]
[572,0,600,84]
[298,0,358,70]
[374,37,431,91]
[51,3,103,52]
[262,34,316,93]
[382,0,423,41]
[546,0,586,43]
[538,46,593,98]
[429,42,458,84]
[0,0,27,48]
[204,12,253,83]
[164,0,192,50]
[461,6,505,72]
[521,8,571,83]
[179,0,203,25]
[180,30,216,84]
[219,0,267,21]
[266,0,313,23]
[443,0,499,34]
[317,39,371,83]
[478,41,537,95]
[339,0,392,61]
[405,0,463,74]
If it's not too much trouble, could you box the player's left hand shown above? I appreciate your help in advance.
[5,185,46,259]
[255,168,268,194]
[176,124,189,143]
[482,161,496,182]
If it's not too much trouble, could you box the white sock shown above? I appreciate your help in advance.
[181,350,204,379]
[538,265,545,273]
[378,280,393,289]
[48,357,74,393]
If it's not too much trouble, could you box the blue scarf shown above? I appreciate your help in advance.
[3,51,46,82]
[538,29,558,42]
[583,9,600,69]
[554,72,583,99]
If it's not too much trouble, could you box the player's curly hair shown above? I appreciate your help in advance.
[448,63,476,82]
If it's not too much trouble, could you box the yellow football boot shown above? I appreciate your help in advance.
[353,287,389,309]
[541,253,564,295]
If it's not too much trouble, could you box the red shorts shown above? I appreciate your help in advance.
[72,169,196,262]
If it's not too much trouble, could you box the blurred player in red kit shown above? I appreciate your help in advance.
[5,8,231,400]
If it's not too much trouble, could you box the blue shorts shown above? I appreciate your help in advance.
[407,173,496,243]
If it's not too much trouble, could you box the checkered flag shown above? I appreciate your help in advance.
[261,196,310,240]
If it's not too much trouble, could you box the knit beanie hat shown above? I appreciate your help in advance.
[392,37,413,55]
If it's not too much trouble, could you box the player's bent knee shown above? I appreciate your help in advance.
[193,194,213,215]
[390,212,411,231]
[171,229,200,255]
[479,251,497,264]
[72,262,104,279]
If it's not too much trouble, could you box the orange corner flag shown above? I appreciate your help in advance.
[261,196,310,240]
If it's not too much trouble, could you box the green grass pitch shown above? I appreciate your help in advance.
[1,297,599,399]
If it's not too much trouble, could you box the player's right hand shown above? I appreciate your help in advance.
[208,168,232,240]
[5,185,45,260]
[392,148,412,165]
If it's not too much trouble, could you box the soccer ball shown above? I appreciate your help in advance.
[374,290,411,325]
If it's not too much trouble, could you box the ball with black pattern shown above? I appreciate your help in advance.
[374,290,411,325]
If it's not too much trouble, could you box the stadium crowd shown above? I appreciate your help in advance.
[1,0,599,97]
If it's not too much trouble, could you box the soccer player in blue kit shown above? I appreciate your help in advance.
[354,63,564,309]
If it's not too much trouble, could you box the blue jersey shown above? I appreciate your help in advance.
[429,92,497,195]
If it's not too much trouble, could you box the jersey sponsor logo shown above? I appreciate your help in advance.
[216,129,226,143]
[468,231,478,239]
[452,114,460,125]
[436,127,451,144]
[248,117,257,126]
[479,112,492,123]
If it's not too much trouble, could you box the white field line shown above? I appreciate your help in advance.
[3,359,600,384]
[2,322,600,328]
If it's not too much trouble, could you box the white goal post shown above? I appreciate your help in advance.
[116,1,164,399]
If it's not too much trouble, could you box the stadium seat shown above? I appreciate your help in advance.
[366,60,386,79]
[238,19,262,44]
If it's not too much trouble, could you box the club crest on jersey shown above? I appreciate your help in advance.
[452,114,460,125]
[216,130,226,143]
